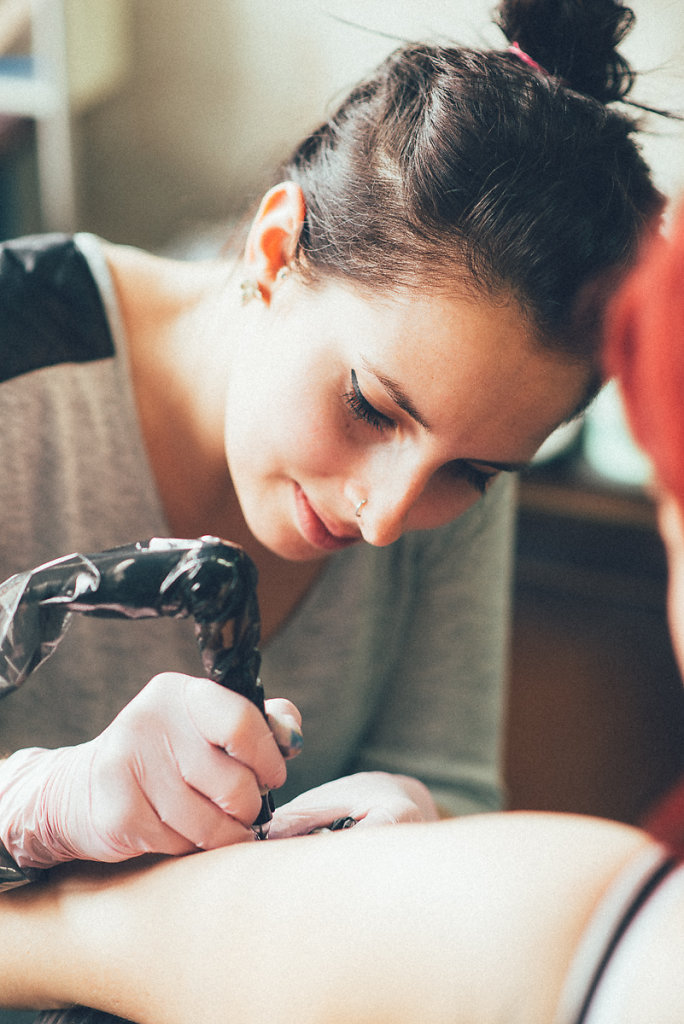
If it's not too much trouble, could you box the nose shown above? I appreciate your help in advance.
[351,451,435,547]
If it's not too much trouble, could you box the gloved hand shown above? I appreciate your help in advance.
[0,674,302,869]
[268,771,439,839]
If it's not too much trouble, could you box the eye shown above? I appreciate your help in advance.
[343,369,395,432]
[446,461,499,496]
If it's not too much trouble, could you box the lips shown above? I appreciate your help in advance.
[294,484,360,552]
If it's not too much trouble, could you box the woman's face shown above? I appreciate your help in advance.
[224,276,589,561]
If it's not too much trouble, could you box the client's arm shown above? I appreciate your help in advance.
[0,813,664,1024]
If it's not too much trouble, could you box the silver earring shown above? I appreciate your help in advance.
[355,498,368,518]
[276,266,290,283]
[240,279,264,305]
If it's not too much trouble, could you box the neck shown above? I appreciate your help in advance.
[104,241,242,536]
[102,242,327,642]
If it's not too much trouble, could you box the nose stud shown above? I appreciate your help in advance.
[355,498,368,518]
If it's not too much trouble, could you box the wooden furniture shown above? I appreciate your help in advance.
[506,455,684,825]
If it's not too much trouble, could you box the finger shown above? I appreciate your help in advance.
[139,765,256,851]
[265,699,303,760]
[265,697,302,729]
[91,773,199,860]
[351,809,399,827]
[172,739,265,827]
[182,677,287,790]
[269,797,358,839]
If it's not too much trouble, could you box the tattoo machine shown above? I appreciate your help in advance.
[0,535,273,844]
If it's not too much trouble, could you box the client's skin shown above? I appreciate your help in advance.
[0,812,662,1024]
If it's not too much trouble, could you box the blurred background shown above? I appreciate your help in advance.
[2,0,684,824]
[1,0,683,248]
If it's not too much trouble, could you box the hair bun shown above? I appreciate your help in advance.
[495,0,636,103]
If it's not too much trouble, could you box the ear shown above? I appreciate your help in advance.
[658,489,684,680]
[243,182,306,301]
[658,491,684,562]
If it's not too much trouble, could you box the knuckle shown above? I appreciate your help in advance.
[269,758,288,790]
[146,671,184,697]
[223,701,263,752]
[123,672,187,724]
[196,821,253,850]
[210,786,262,829]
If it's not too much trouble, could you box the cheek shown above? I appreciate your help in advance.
[285,383,353,475]
[224,371,349,481]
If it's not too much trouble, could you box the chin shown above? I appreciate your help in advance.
[274,537,330,563]
[247,519,325,563]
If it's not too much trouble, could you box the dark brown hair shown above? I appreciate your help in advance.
[279,0,664,365]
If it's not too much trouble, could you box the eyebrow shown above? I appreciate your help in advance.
[362,357,432,431]
[361,357,530,473]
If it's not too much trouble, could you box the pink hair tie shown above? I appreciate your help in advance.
[507,41,550,77]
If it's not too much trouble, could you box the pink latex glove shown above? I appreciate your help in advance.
[0,673,302,869]
[268,771,439,839]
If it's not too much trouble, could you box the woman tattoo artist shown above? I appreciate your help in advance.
[5,132,684,1024]
[0,0,666,878]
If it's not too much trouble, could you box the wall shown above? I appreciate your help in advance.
[74,0,684,249]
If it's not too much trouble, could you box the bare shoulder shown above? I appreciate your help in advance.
[601,859,684,1024]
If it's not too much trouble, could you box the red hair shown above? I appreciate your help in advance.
[604,205,684,512]
[605,207,684,853]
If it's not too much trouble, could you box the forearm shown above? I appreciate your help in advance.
[0,873,74,1011]
[0,813,651,1024]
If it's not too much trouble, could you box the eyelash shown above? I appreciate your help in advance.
[343,369,395,432]
[343,370,497,496]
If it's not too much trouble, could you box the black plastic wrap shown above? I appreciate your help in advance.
[0,536,271,837]
[0,536,262,701]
